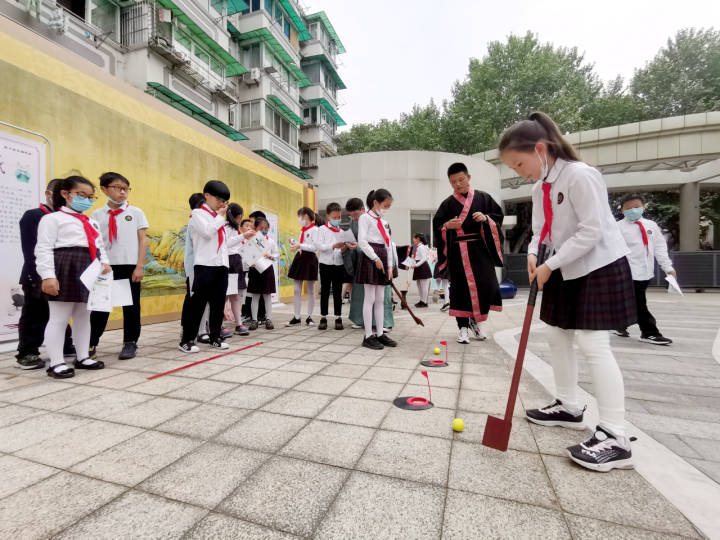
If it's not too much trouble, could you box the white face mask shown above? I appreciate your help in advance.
[298,216,306,226]
[536,148,549,180]
[376,208,386,217]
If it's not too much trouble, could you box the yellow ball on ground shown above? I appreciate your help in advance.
[452,418,465,432]
[433,347,441,355]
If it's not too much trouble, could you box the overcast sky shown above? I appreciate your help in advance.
[302,0,720,129]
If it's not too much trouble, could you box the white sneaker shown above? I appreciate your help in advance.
[468,319,487,341]
[351,324,363,329]
[383,327,392,333]
[457,328,470,344]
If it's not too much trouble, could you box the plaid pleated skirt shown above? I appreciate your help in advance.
[48,247,93,303]
[288,251,318,281]
[248,266,276,294]
[355,243,389,285]
[412,262,432,280]
[540,256,637,330]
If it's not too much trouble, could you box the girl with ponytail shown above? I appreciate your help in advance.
[499,112,636,472]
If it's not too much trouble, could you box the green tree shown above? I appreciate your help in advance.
[631,28,720,117]
[581,76,648,129]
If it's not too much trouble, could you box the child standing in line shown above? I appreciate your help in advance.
[89,172,149,360]
[36,176,111,378]
[408,233,432,308]
[315,202,347,330]
[180,194,209,343]
[16,178,74,370]
[499,111,636,472]
[225,203,251,336]
[356,189,397,350]
[178,180,231,353]
[614,194,676,345]
[287,207,318,327]
[247,217,279,330]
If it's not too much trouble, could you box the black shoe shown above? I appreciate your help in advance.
[63,345,76,359]
[440,302,450,312]
[178,341,199,353]
[377,334,397,347]
[567,426,634,472]
[209,339,229,350]
[286,317,301,327]
[265,319,274,330]
[526,399,586,429]
[362,335,384,350]
[640,334,672,345]
[197,334,211,344]
[306,317,314,326]
[235,325,249,336]
[119,342,137,360]
[248,320,258,331]
[414,301,428,308]
[88,346,98,360]
[16,353,44,370]
[74,357,105,370]
[318,317,328,330]
[335,318,343,330]
[47,363,74,379]
[613,329,630,338]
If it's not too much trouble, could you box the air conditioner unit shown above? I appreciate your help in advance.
[243,67,261,85]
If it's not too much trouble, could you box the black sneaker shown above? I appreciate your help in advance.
[414,301,428,308]
[235,325,249,336]
[286,317,301,327]
[47,363,74,379]
[74,357,105,370]
[265,319,274,330]
[209,339,229,350]
[440,302,450,312]
[178,341,199,353]
[197,334,211,344]
[335,317,343,330]
[613,329,630,338]
[318,317,328,330]
[16,354,44,370]
[526,399,586,430]
[306,317,314,326]
[88,346,98,360]
[362,335,384,350]
[567,426,634,472]
[640,334,672,345]
[248,320,258,331]
[377,334,397,347]
[119,342,137,360]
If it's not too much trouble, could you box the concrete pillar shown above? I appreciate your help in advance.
[679,182,700,251]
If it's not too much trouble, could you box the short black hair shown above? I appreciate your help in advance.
[46,178,63,192]
[345,197,364,212]
[447,162,468,176]
[203,180,230,201]
[254,217,269,229]
[621,193,645,206]
[297,207,315,221]
[240,218,252,227]
[413,233,427,244]
[249,210,266,219]
[226,203,244,230]
[99,172,129,187]
[188,193,205,210]
[53,175,95,210]
[326,202,342,214]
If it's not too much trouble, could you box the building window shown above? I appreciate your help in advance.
[240,101,261,129]
[266,103,298,147]
[89,0,118,37]
[58,0,85,20]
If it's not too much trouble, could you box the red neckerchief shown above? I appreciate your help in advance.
[61,207,99,260]
[368,210,389,246]
[200,205,225,252]
[39,204,51,215]
[635,220,649,254]
[300,223,314,244]
[325,223,340,233]
[107,203,126,245]
[539,182,552,244]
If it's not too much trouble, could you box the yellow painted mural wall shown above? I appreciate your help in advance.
[0,23,312,323]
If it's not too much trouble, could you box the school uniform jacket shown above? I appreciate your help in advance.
[315,224,344,266]
[19,205,52,287]
[188,204,229,268]
[617,217,674,281]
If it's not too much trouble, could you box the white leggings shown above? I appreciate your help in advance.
[250,293,272,320]
[546,325,626,436]
[46,302,90,367]
[199,304,210,336]
[227,289,247,325]
[416,279,430,303]
[440,279,449,300]
[292,280,315,319]
[363,284,385,338]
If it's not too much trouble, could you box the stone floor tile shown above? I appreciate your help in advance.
[18,385,105,411]
[61,390,152,420]
[564,514,691,539]
[0,455,57,499]
[527,422,593,457]
[407,370,461,388]
[156,403,248,440]
[317,396,391,428]
[342,379,404,401]
[140,442,266,507]
[0,403,47,428]
[88,371,149,389]
[250,370,311,389]
[210,353,261,366]
[55,490,206,539]
[186,513,297,539]
[0,380,73,403]
[244,357,293,370]
[362,366,414,383]
[458,388,526,417]
[442,489,571,539]
[218,411,308,452]
[357,430,451,486]
[320,363,369,378]
[687,458,720,484]
[314,472,444,540]
[211,384,284,409]
[337,353,380,366]
[103,396,198,428]
[72,430,201,486]
[219,456,348,537]
[682,435,720,461]
[209,366,269,383]
[166,379,238,402]
[280,419,374,468]
[627,412,720,440]
[265,348,307,360]
[0,412,88,453]
[449,441,559,509]
[277,359,329,374]
[293,374,355,395]
[169,362,233,379]
[0,472,125,539]
[381,405,457,439]
[317,343,357,354]
[261,390,333,418]
[543,455,699,537]
[454,410,537,452]
[645,431,703,459]
[125,375,195,396]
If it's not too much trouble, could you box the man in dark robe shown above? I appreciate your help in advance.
[433,162,504,344]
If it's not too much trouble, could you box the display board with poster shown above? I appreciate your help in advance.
[0,130,45,342]
[253,206,280,303]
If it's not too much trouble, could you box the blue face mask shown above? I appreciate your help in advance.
[624,207,644,222]
[329,219,341,227]
[69,196,94,213]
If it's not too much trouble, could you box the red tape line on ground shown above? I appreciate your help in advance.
[146,342,264,380]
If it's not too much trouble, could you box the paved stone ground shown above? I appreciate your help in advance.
[0,290,711,539]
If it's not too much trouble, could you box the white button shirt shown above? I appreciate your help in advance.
[528,159,629,280]
[413,243,429,266]
[90,202,149,266]
[357,211,392,268]
[253,233,280,262]
[225,224,245,256]
[189,204,229,268]
[617,217,674,281]
[296,225,318,253]
[35,207,110,280]
[315,224,344,266]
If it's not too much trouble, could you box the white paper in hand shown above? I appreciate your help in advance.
[401,256,415,268]
[336,229,356,243]
[87,273,113,312]
[227,274,239,296]
[111,279,133,307]
[254,257,273,274]
[79,259,103,291]
[666,275,683,295]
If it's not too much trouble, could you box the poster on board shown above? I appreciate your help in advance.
[0,130,45,342]
[252,206,280,303]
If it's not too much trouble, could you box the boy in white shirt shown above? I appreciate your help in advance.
[89,172,148,360]
[316,202,347,330]
[614,194,676,345]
